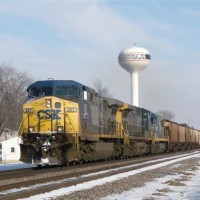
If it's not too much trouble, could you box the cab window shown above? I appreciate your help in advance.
[55,86,80,99]
[28,86,53,98]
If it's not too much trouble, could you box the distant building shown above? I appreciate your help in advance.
[0,136,21,163]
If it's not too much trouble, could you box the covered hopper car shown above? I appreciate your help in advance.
[18,80,200,165]
[163,120,200,151]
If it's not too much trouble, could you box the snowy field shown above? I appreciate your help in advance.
[103,166,200,200]
[1,152,200,199]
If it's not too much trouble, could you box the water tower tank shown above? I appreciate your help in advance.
[118,45,151,106]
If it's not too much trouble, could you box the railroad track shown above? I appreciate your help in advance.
[0,165,64,180]
[0,150,192,181]
[0,150,199,200]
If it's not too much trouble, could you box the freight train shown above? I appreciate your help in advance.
[18,80,200,165]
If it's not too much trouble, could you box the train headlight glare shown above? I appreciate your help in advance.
[46,104,51,108]
[57,126,63,133]
[29,126,34,133]
[45,99,51,108]
[52,135,56,140]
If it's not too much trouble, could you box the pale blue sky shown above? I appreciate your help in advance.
[0,0,200,128]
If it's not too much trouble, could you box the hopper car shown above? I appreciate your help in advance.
[18,80,200,165]
[163,120,200,151]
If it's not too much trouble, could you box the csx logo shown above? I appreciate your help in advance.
[37,110,61,120]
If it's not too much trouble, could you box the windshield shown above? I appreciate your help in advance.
[28,86,53,98]
[28,84,80,99]
[55,86,79,99]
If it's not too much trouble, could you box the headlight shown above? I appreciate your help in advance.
[45,99,51,108]
[46,104,51,108]
[51,135,56,140]
[29,126,34,133]
[57,126,63,133]
[46,100,51,104]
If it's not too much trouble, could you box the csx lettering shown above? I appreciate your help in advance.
[37,110,61,120]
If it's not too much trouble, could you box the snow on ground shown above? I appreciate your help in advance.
[17,152,200,200]
[0,162,36,171]
[103,168,200,200]
[185,169,200,200]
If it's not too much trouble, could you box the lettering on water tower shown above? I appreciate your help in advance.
[119,53,151,61]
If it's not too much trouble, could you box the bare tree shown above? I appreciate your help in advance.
[156,110,174,121]
[0,64,33,131]
[93,79,112,98]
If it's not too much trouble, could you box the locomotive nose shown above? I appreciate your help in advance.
[23,98,64,134]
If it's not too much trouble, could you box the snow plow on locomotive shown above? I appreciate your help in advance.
[18,80,200,165]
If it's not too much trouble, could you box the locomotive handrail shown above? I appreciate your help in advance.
[66,114,77,132]
[17,117,27,136]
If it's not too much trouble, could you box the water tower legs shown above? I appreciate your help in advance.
[131,72,139,107]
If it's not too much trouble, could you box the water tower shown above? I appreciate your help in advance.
[118,44,151,106]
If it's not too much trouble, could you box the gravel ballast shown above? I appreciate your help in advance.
[57,157,200,200]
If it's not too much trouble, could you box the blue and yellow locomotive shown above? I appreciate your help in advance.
[19,79,169,165]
